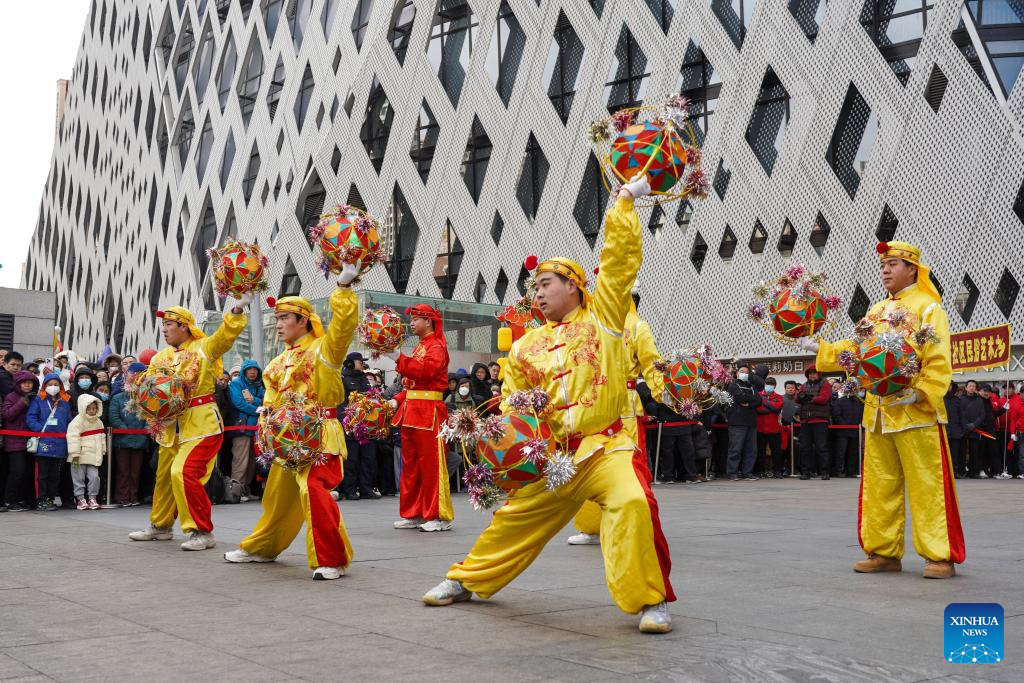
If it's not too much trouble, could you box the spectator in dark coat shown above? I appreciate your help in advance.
[831,390,864,477]
[109,362,150,505]
[642,383,703,483]
[2,371,39,511]
[69,365,99,417]
[725,363,762,481]
[341,352,379,500]
[0,351,24,400]
[797,364,832,479]
[944,382,966,478]
[470,363,491,402]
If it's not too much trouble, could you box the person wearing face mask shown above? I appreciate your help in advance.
[70,366,99,417]
[26,374,73,511]
[445,377,478,413]
[831,385,865,477]
[340,352,380,501]
[725,363,762,481]
[756,378,785,478]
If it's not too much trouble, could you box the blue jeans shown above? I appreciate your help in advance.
[727,425,757,477]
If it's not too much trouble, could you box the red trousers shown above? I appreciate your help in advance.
[399,426,453,521]
[151,434,221,534]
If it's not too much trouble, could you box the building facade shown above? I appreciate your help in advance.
[22,0,1024,367]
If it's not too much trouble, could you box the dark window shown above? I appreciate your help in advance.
[876,204,898,241]
[289,0,312,51]
[925,64,948,112]
[1014,178,1024,225]
[604,25,649,113]
[0,314,15,350]
[963,0,1024,97]
[516,133,549,220]
[195,116,213,182]
[809,213,830,255]
[279,256,302,297]
[297,170,326,228]
[361,76,393,174]
[195,204,218,277]
[388,183,419,294]
[690,232,708,273]
[718,225,737,260]
[645,0,674,32]
[648,204,666,235]
[745,68,789,174]
[788,0,826,41]
[590,0,605,17]
[433,220,464,299]
[388,0,416,65]
[516,264,530,296]
[174,101,195,168]
[490,211,503,244]
[173,20,194,94]
[777,219,798,257]
[573,152,610,248]
[994,267,1020,318]
[544,11,584,124]
[294,63,315,131]
[267,57,285,119]
[410,100,438,183]
[677,39,721,146]
[347,183,367,211]
[234,39,262,126]
[220,130,236,188]
[486,2,526,106]
[711,0,758,48]
[675,201,692,228]
[930,271,945,298]
[242,145,260,203]
[860,0,934,85]
[461,116,492,203]
[193,23,215,97]
[826,83,876,199]
[954,274,979,324]
[263,0,284,42]
[428,0,478,107]
[474,273,487,303]
[749,220,767,253]
[494,268,509,301]
[712,158,731,199]
[149,259,162,314]
[351,0,373,50]
[216,32,237,111]
[848,284,870,322]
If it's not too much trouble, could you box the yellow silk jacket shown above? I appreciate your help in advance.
[622,311,665,422]
[816,282,951,433]
[502,197,641,463]
[262,287,358,456]
[150,311,247,447]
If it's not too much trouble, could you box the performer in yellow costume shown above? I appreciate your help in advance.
[423,174,677,633]
[224,262,360,580]
[804,241,964,578]
[568,287,665,545]
[128,298,249,550]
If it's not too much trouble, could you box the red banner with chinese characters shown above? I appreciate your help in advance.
[951,324,1012,372]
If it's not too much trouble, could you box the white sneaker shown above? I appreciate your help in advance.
[223,548,275,563]
[128,525,173,542]
[393,517,425,529]
[180,531,216,551]
[1017,474,1024,480]
[419,519,453,532]
[567,532,601,546]
[330,490,340,501]
[995,472,1012,480]
[978,471,989,479]
[422,578,472,606]
[639,601,673,633]
[312,566,345,580]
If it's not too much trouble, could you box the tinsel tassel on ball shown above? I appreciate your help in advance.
[544,451,576,491]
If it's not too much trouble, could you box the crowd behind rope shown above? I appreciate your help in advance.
[0,345,1020,513]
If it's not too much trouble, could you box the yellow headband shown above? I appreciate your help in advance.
[273,296,325,338]
[536,258,592,307]
[157,306,205,340]
[878,241,941,303]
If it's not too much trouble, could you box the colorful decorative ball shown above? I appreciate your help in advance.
[610,122,689,193]
[663,355,708,404]
[343,390,395,444]
[314,208,382,275]
[357,306,404,354]
[856,340,916,397]
[476,414,554,492]
[256,393,324,470]
[769,288,828,339]
[131,371,189,425]
[210,239,268,298]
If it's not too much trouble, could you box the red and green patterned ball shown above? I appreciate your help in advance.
[257,401,323,470]
[133,372,188,423]
[212,243,265,298]
[358,306,404,353]
[663,355,708,404]
[856,340,915,397]
[477,414,553,492]
[343,391,395,441]
[610,122,689,193]
[319,213,381,274]
[769,288,827,339]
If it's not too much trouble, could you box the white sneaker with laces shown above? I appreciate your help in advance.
[393,517,425,529]
[979,471,990,479]
[224,548,275,563]
[312,566,345,580]
[180,531,216,551]
[567,532,600,546]
[1017,474,1024,480]
[128,525,173,542]
[639,601,673,634]
[419,519,453,532]
[422,578,471,606]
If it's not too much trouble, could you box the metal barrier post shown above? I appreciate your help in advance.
[100,428,120,508]
[652,423,663,484]
[788,424,797,477]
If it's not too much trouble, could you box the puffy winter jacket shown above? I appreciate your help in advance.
[831,394,864,426]
[66,395,107,466]
[26,373,73,458]
[756,391,784,434]
[2,371,40,452]
[109,390,150,449]
[944,392,966,440]
[798,380,832,423]
[725,379,762,427]
[228,359,264,427]
[961,393,987,439]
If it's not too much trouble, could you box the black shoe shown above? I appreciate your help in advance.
[343,492,361,501]
[361,488,382,500]
[8,504,30,512]
[743,474,758,481]
[799,474,811,480]
[727,475,739,481]
[821,474,831,480]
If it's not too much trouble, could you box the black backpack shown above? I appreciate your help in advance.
[205,465,225,505]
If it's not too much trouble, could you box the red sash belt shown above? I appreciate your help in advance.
[626,380,637,390]
[189,394,215,407]
[567,419,624,452]
[322,407,338,419]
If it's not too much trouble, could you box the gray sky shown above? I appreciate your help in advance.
[0,2,91,287]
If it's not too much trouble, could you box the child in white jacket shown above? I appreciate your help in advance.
[67,394,107,510]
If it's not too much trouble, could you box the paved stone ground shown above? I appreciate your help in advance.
[1,477,1022,682]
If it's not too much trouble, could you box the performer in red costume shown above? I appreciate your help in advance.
[389,304,453,532]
